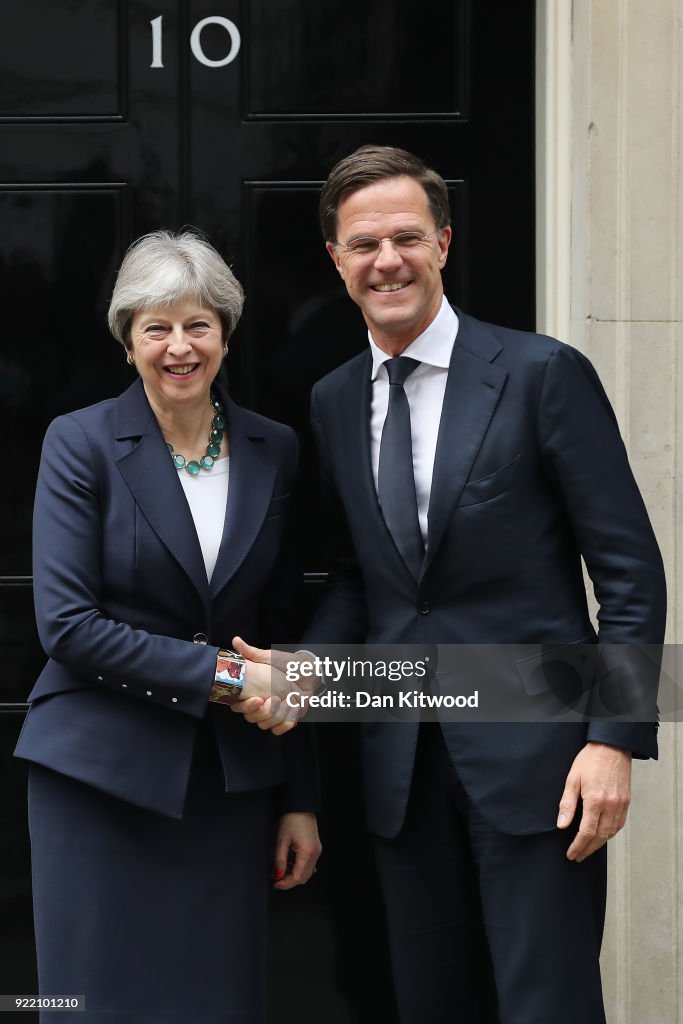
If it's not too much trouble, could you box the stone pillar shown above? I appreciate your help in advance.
[538,2,682,1020]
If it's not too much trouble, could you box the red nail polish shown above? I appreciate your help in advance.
[274,869,285,880]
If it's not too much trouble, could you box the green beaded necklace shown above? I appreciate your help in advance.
[166,394,225,476]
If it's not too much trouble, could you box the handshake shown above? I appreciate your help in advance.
[226,636,320,735]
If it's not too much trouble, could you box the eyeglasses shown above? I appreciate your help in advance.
[335,231,438,259]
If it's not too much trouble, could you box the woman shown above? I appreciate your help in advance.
[15,230,321,1022]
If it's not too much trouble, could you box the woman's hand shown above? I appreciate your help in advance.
[229,637,317,734]
[272,812,322,889]
[238,650,286,703]
[231,694,299,735]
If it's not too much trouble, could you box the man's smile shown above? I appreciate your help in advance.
[371,281,413,292]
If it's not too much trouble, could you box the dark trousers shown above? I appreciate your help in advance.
[372,725,607,1024]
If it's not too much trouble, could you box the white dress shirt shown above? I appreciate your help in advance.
[178,457,229,582]
[369,296,459,542]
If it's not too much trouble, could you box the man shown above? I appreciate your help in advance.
[301,145,665,1024]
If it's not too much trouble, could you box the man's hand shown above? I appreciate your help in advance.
[228,637,318,734]
[272,812,322,889]
[557,741,632,862]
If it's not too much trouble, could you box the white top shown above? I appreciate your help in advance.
[369,296,459,542]
[178,457,230,582]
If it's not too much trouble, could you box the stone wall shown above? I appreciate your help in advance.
[539,2,682,1020]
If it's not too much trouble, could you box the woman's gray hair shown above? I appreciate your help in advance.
[108,230,245,349]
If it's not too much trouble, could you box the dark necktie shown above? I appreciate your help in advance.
[378,356,424,579]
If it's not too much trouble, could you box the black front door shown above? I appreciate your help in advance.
[1,2,534,1018]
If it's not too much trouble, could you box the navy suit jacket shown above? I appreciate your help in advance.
[305,308,666,838]
[16,377,317,819]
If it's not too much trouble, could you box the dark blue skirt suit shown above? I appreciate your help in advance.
[15,378,317,1023]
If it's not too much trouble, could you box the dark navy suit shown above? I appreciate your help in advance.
[305,309,665,1022]
[16,377,316,1022]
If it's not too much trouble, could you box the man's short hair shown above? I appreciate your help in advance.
[319,145,451,242]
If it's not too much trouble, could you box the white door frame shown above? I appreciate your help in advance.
[536,0,572,342]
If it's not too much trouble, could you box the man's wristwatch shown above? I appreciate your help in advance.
[209,649,247,705]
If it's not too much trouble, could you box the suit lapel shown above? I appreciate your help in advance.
[344,353,378,509]
[209,397,277,598]
[423,312,508,576]
[115,381,279,602]
[114,379,209,602]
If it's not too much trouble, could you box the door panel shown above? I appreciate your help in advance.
[0,0,124,119]
[1,185,130,576]
[242,0,467,118]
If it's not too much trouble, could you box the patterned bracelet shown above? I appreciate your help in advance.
[209,649,247,705]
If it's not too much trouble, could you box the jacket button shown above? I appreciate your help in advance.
[418,601,431,615]
[193,632,208,645]
[172,697,178,703]
[97,675,103,681]
[146,690,152,696]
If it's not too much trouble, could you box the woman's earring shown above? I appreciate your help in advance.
[223,344,229,356]
[126,352,135,366]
